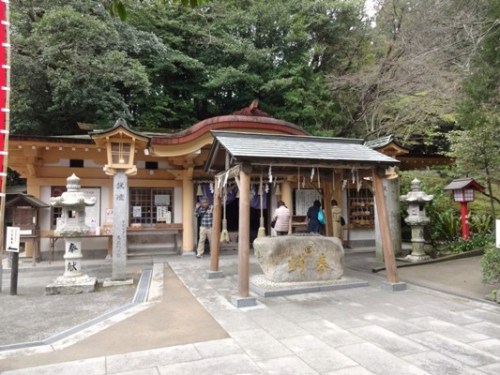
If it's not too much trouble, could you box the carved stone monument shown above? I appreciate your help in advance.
[253,235,344,282]
[400,178,434,262]
[46,174,97,295]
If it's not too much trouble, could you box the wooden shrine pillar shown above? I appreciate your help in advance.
[237,168,251,297]
[322,181,333,237]
[281,181,293,210]
[373,169,404,289]
[281,180,293,234]
[182,172,194,253]
[209,191,222,273]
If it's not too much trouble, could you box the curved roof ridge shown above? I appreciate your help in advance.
[151,114,308,145]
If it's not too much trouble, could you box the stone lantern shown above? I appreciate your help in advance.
[46,174,97,294]
[400,178,433,262]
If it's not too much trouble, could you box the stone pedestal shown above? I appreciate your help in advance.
[46,274,97,295]
[46,237,97,295]
[404,225,430,262]
[63,238,83,277]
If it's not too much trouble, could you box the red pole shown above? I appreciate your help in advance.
[0,1,8,186]
[460,201,469,240]
[0,0,10,293]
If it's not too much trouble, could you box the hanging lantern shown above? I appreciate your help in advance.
[196,183,203,196]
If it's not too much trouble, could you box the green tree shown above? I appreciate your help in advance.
[11,1,162,134]
[331,0,493,145]
[449,0,500,219]
[128,0,367,133]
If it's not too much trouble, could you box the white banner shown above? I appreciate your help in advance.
[6,226,20,253]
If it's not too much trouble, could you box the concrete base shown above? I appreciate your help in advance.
[46,275,97,295]
[231,295,257,308]
[381,281,407,292]
[102,278,134,287]
[403,254,430,263]
[250,274,369,297]
[206,270,224,279]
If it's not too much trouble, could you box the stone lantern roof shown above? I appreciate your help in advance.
[50,174,97,208]
[400,179,434,203]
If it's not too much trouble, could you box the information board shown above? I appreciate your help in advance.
[82,188,101,227]
[6,227,20,253]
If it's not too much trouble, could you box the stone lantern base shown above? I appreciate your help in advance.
[45,274,97,295]
[403,253,430,263]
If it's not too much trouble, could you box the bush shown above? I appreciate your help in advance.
[481,243,500,285]
[448,233,494,254]
[470,214,494,236]
[431,209,461,243]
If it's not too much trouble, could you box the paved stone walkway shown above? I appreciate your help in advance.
[2,253,500,374]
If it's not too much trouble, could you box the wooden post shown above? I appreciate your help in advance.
[181,172,194,253]
[10,252,18,295]
[107,236,112,258]
[373,169,399,283]
[237,168,251,297]
[281,181,293,234]
[323,181,333,237]
[210,192,222,272]
[281,181,293,210]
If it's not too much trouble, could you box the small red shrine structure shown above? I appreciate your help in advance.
[443,178,485,240]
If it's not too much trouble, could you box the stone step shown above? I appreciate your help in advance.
[127,242,178,257]
[127,250,178,257]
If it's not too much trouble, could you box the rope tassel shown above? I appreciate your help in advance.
[257,175,266,238]
[275,183,281,196]
[220,188,230,243]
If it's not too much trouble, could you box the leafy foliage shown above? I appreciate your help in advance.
[449,0,500,219]
[11,1,162,134]
[482,243,500,285]
[11,0,367,134]
[10,0,500,152]
[448,234,494,254]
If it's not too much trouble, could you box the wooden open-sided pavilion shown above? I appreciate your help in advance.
[204,131,403,306]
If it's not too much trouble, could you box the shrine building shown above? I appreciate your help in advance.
[7,103,448,260]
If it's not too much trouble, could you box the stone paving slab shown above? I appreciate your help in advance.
[2,253,500,374]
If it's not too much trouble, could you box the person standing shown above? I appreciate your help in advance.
[272,201,291,236]
[331,199,345,239]
[195,197,213,258]
[306,200,323,233]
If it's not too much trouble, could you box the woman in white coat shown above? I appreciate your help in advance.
[272,201,291,236]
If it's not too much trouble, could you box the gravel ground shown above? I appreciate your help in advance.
[0,260,148,346]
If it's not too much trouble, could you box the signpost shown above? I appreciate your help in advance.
[6,226,20,295]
